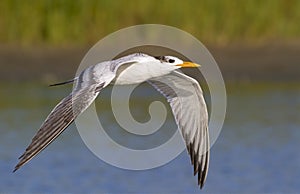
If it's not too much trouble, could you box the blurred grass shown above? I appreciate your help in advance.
[0,0,300,46]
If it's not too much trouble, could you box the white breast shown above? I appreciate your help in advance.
[114,61,175,85]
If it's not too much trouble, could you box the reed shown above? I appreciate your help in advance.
[1,0,299,46]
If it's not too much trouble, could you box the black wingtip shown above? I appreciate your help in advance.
[198,171,203,189]
[49,79,75,87]
[13,159,23,173]
[18,153,24,159]
[200,183,204,189]
[13,166,18,173]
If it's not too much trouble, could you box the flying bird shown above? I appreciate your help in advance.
[14,53,210,189]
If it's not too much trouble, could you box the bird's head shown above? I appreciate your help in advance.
[154,55,200,69]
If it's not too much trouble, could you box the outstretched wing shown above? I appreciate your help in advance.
[148,71,209,189]
[14,65,115,172]
[13,53,146,172]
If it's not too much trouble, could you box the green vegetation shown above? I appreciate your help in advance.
[1,0,300,46]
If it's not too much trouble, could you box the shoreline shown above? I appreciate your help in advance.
[0,43,299,83]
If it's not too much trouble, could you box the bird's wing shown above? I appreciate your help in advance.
[13,64,116,172]
[148,71,209,188]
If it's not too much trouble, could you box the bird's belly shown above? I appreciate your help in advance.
[114,63,168,85]
[114,71,150,85]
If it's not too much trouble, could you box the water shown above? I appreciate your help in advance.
[0,82,299,193]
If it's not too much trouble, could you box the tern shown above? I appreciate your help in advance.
[14,53,210,188]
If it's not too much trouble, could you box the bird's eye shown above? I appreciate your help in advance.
[168,59,175,63]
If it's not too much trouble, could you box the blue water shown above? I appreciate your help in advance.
[0,83,299,193]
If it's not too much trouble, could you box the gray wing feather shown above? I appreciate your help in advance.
[13,54,143,172]
[148,71,209,189]
[13,63,115,172]
[13,84,104,172]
